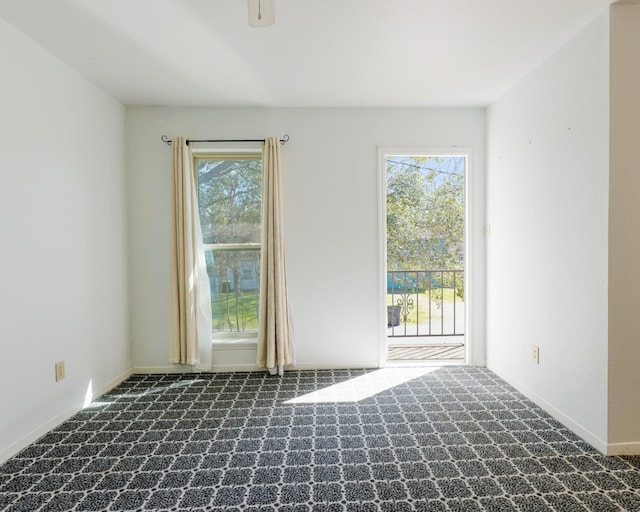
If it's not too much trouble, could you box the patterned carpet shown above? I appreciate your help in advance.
[1,367,640,511]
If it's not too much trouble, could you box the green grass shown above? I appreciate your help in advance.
[211,287,463,331]
[212,290,259,332]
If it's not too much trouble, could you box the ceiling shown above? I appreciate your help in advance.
[0,0,615,108]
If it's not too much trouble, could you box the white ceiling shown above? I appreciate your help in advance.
[0,0,614,108]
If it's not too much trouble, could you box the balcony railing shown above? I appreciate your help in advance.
[387,269,464,337]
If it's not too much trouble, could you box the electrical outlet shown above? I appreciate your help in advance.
[55,361,65,382]
[532,345,540,365]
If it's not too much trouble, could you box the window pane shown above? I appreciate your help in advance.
[205,248,260,333]
[196,154,262,334]
[196,157,262,244]
[386,155,465,272]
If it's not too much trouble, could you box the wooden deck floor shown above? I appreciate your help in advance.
[387,343,465,361]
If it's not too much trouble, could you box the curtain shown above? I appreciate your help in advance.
[169,137,213,369]
[257,137,295,376]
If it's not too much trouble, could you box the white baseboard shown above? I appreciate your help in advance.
[0,406,78,465]
[134,361,381,374]
[132,365,201,374]
[0,368,133,465]
[212,364,262,372]
[487,364,609,455]
[133,364,263,374]
[133,364,261,374]
[93,368,134,399]
[606,442,640,456]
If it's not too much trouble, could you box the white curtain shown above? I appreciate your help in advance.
[169,137,213,369]
[257,137,295,375]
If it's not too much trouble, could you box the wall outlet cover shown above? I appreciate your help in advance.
[55,361,65,382]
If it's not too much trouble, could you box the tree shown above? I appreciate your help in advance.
[197,158,262,244]
[386,156,464,299]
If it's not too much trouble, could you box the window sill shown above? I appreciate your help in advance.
[212,333,257,350]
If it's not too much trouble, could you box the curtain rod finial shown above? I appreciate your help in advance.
[161,135,172,145]
[281,134,290,145]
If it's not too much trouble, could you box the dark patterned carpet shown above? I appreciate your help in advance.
[1,367,640,511]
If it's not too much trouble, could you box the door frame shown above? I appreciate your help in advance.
[377,147,474,367]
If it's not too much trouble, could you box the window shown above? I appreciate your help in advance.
[194,151,262,333]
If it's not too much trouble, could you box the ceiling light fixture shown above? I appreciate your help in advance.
[248,0,275,27]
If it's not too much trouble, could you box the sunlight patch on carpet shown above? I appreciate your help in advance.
[284,367,439,404]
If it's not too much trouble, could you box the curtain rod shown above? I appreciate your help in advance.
[161,134,289,146]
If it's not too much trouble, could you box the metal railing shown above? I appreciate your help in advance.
[387,269,464,337]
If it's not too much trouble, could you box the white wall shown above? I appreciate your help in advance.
[126,107,486,371]
[0,18,130,463]
[486,13,610,450]
[608,3,640,452]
